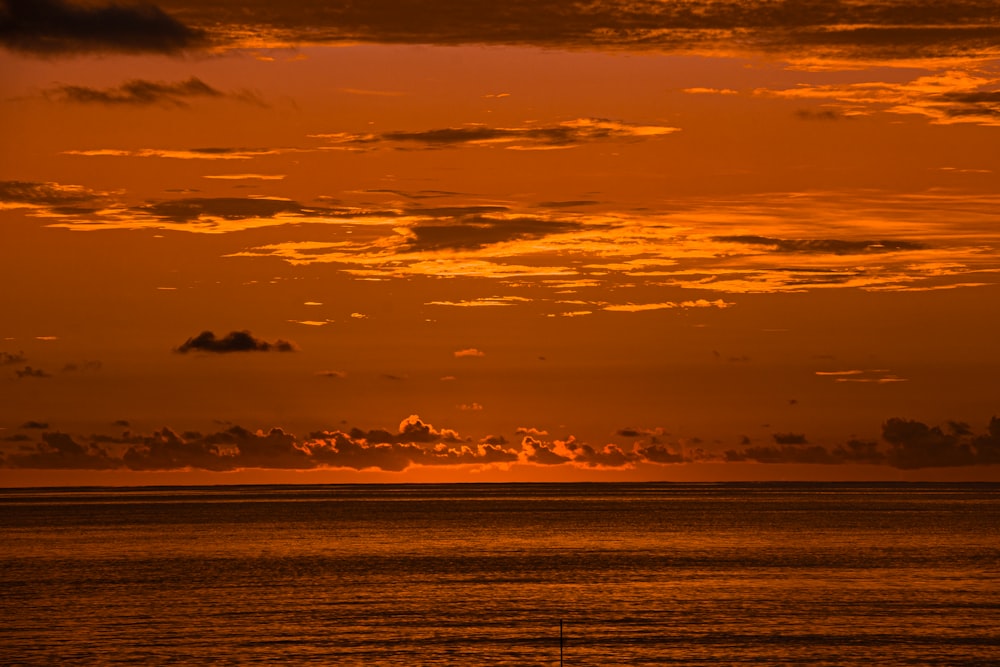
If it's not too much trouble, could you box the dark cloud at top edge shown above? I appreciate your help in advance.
[174,330,296,354]
[0,0,207,56]
[162,1,1000,60]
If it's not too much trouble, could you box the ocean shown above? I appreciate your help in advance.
[1,483,997,665]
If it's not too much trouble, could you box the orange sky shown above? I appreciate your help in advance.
[1,0,999,485]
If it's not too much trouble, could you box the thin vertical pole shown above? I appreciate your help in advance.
[560,619,563,667]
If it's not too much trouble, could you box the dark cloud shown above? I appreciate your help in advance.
[14,366,51,379]
[404,215,586,252]
[137,197,308,224]
[61,360,101,373]
[536,200,601,208]
[19,421,48,429]
[319,119,678,152]
[44,77,224,106]
[795,109,849,121]
[150,1,1000,61]
[5,432,118,469]
[882,417,978,469]
[635,444,687,464]
[0,351,27,366]
[713,235,926,255]
[724,444,840,465]
[773,432,808,445]
[406,205,510,218]
[113,419,131,427]
[0,0,206,55]
[721,418,1000,468]
[175,330,296,354]
[937,90,1000,119]
[342,415,467,446]
[0,180,104,207]
[4,413,999,472]
[521,436,572,466]
[366,188,467,200]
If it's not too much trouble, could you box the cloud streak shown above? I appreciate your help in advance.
[41,77,244,107]
[315,118,679,151]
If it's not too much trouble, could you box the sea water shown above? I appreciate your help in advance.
[1,483,997,665]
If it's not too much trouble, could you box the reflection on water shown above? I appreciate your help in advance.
[1,483,998,665]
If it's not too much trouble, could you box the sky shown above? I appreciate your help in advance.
[1,0,999,485]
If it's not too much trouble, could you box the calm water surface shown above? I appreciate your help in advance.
[1,483,998,665]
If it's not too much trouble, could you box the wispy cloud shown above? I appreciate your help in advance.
[12,185,1000,296]
[42,77,227,107]
[62,147,301,160]
[314,118,679,151]
[757,70,1000,127]
[603,299,733,313]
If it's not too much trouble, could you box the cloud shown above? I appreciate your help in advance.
[19,421,48,429]
[426,296,532,307]
[712,235,926,255]
[453,348,485,358]
[402,215,587,252]
[43,77,226,107]
[4,432,118,469]
[795,109,850,121]
[0,0,206,56]
[0,180,106,209]
[13,366,51,379]
[63,147,301,160]
[773,433,808,445]
[758,71,1000,127]
[603,299,733,312]
[136,197,309,224]
[146,1,1000,63]
[28,186,1000,294]
[882,417,979,469]
[4,414,999,472]
[204,174,286,181]
[815,369,909,384]
[175,330,296,354]
[316,370,347,379]
[317,118,679,151]
[61,360,101,373]
[0,351,27,365]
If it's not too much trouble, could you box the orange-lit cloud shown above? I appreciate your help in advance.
[313,118,679,151]
[22,0,992,63]
[5,415,997,472]
[758,70,1000,126]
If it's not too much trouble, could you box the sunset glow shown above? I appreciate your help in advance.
[2,0,999,484]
